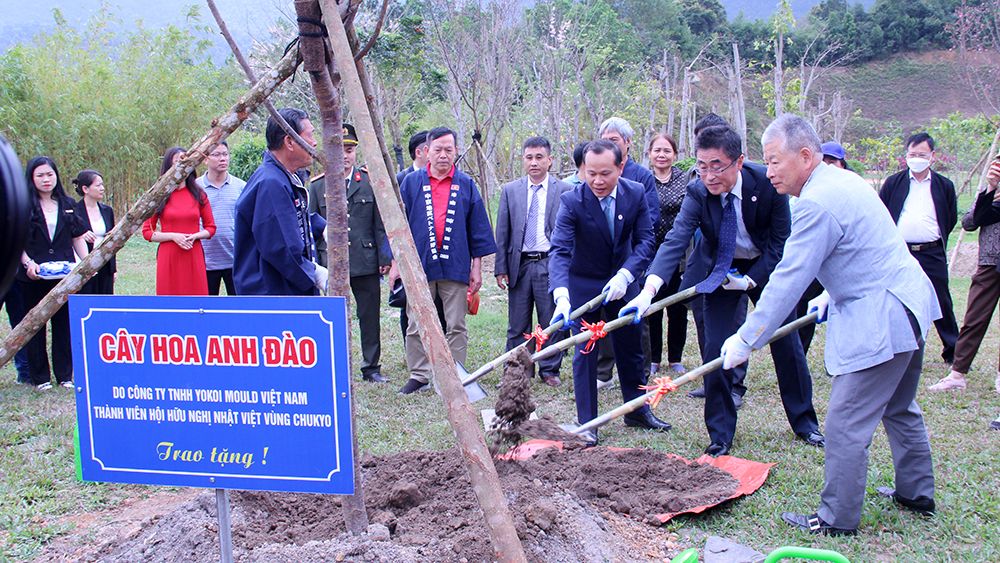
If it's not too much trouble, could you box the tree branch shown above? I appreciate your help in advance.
[206,0,324,166]
[353,0,389,61]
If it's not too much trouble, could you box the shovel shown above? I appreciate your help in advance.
[462,286,700,402]
[567,312,820,438]
[458,289,609,402]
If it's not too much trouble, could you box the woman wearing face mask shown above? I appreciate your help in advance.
[73,170,116,294]
[645,132,690,375]
[19,156,90,390]
[142,147,217,295]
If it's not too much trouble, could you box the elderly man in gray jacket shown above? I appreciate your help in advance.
[720,114,939,535]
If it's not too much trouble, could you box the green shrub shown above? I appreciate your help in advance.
[229,135,268,182]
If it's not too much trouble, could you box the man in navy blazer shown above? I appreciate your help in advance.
[548,140,671,439]
[621,126,822,457]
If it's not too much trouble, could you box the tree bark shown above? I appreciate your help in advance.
[293,0,370,536]
[0,48,302,369]
[320,2,528,561]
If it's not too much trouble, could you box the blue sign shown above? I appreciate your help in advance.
[69,295,354,494]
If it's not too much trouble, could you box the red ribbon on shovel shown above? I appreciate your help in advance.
[579,320,607,354]
[522,325,550,353]
[639,376,679,408]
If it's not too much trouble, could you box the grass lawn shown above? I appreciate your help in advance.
[1,236,998,561]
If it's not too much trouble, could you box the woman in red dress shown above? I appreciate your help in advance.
[142,147,217,295]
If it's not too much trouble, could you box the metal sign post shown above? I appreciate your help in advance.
[216,488,234,563]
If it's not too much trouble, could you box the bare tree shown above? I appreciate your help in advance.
[771,0,794,117]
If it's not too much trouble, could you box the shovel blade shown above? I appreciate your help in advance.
[456,361,489,403]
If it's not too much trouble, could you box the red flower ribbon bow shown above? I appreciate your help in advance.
[639,376,679,408]
[522,325,550,353]
[579,320,607,354]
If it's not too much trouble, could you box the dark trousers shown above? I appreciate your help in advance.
[505,257,563,378]
[81,264,115,295]
[909,242,958,363]
[573,301,649,424]
[20,280,73,385]
[399,296,447,341]
[2,283,30,382]
[207,269,235,296]
[692,292,749,395]
[952,264,1000,374]
[794,279,825,354]
[351,274,382,376]
[648,269,688,364]
[702,285,818,445]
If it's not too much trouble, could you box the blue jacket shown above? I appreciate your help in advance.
[623,157,661,235]
[399,167,497,284]
[233,151,318,296]
[548,178,655,305]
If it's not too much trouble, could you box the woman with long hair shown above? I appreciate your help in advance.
[73,169,116,294]
[646,132,690,375]
[18,156,90,389]
[141,147,216,295]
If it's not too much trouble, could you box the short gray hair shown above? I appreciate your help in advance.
[761,114,822,156]
[599,117,634,142]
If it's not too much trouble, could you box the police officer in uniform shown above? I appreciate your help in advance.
[309,124,391,383]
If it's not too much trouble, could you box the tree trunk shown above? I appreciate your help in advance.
[320,2,528,561]
[0,48,302,369]
[732,42,748,155]
[774,30,784,117]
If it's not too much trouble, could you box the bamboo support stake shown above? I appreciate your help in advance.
[320,2,527,561]
[0,48,303,369]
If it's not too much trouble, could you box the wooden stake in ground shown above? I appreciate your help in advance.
[319,2,528,561]
[0,48,302,369]
[293,0,369,535]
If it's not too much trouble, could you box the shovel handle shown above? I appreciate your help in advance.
[572,312,819,435]
[461,290,609,384]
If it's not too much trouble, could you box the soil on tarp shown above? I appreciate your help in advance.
[39,447,737,562]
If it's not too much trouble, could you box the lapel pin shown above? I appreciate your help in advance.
[617,214,623,220]
[751,195,757,202]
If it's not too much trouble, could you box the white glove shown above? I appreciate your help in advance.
[807,290,831,324]
[619,289,654,325]
[550,296,572,330]
[721,333,752,370]
[312,262,329,292]
[721,269,754,291]
[602,272,630,303]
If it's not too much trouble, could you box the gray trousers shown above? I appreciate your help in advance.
[818,340,935,529]
[505,258,563,378]
[350,274,381,376]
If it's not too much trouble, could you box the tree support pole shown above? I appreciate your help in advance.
[0,48,302,368]
[320,2,527,561]
[294,0,369,535]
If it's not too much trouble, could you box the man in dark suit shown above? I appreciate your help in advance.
[396,130,429,185]
[309,124,391,383]
[495,136,573,386]
[621,126,822,457]
[879,132,959,364]
[549,140,670,440]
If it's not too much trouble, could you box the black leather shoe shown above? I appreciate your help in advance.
[797,430,825,447]
[781,512,856,536]
[704,442,731,457]
[876,486,935,516]
[732,392,743,410]
[541,375,561,387]
[623,410,672,431]
[362,372,389,383]
[687,386,706,398]
[991,418,1000,431]
[398,378,430,395]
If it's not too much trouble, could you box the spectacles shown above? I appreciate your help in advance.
[694,157,740,176]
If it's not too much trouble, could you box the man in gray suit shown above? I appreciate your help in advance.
[721,114,939,535]
[495,136,572,385]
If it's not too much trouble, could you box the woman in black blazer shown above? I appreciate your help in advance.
[72,170,116,294]
[18,156,89,390]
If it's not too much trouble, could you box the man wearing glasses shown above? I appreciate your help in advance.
[197,141,246,295]
[620,125,822,457]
